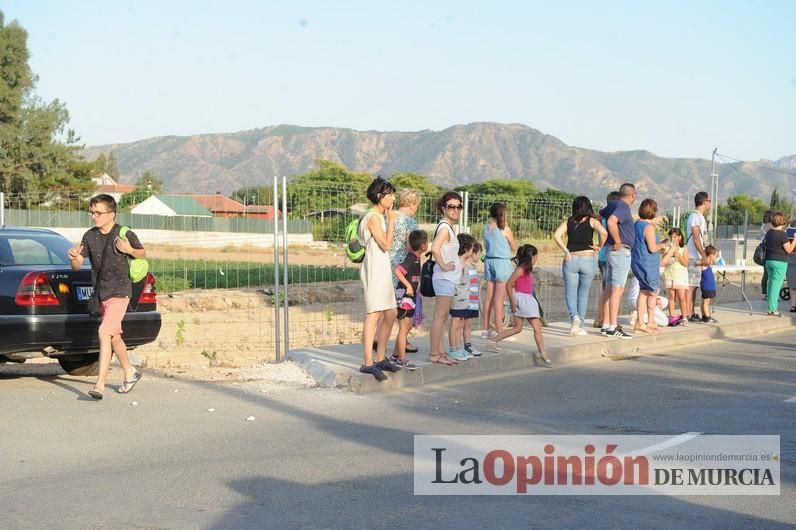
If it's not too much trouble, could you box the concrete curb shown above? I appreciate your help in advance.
[290,312,794,394]
[285,349,338,387]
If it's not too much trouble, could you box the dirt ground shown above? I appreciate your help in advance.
[146,242,354,267]
[145,240,565,267]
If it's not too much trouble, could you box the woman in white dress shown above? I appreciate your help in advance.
[358,177,401,381]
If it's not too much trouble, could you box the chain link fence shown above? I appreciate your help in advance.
[2,186,768,364]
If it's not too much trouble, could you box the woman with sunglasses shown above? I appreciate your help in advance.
[428,192,463,365]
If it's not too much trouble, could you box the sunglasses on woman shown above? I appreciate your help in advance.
[445,204,463,210]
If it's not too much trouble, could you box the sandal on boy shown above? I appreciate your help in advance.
[88,387,104,400]
[118,372,143,394]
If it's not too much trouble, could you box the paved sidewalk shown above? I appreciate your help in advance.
[287,301,794,393]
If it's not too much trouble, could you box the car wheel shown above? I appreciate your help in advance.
[58,355,100,376]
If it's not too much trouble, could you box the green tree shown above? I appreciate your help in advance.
[230,186,273,207]
[388,172,441,198]
[0,11,88,196]
[136,171,163,194]
[716,194,768,225]
[287,160,373,218]
[118,170,164,210]
[460,178,539,197]
[94,151,120,179]
[768,188,792,214]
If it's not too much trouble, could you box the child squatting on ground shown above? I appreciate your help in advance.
[390,229,428,370]
[448,234,482,361]
[488,244,551,366]
[698,245,718,323]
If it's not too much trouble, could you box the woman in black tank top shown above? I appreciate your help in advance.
[553,196,608,336]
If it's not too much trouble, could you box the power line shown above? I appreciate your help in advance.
[715,152,796,178]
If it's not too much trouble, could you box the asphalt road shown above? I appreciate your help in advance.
[1,328,795,529]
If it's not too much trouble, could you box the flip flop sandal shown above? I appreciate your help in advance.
[118,372,143,394]
[405,343,419,353]
[428,354,454,366]
[88,388,104,400]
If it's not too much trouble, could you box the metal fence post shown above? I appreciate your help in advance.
[0,192,4,226]
[739,209,753,314]
[463,191,470,234]
[282,176,289,357]
[272,176,281,361]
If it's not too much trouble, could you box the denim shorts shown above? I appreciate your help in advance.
[432,277,456,297]
[484,257,513,282]
[606,247,631,287]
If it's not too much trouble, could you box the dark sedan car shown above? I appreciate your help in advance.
[0,226,161,375]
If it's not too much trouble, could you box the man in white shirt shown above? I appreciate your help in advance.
[686,191,710,322]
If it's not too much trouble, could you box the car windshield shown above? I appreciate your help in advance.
[0,233,74,266]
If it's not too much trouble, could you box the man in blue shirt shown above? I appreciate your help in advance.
[597,183,637,339]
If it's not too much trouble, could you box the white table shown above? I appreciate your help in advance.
[712,264,763,314]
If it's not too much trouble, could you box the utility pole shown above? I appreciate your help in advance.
[710,147,718,241]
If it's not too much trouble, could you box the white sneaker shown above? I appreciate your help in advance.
[569,316,581,336]
[576,328,588,336]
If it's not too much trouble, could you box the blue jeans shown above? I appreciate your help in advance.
[606,247,632,287]
[562,255,597,324]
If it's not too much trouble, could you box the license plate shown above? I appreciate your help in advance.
[75,285,94,302]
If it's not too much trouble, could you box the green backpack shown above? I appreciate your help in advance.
[345,215,366,264]
[119,226,149,283]
[679,210,699,243]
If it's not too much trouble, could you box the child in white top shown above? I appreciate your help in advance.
[448,235,478,361]
[463,241,483,357]
[660,227,690,326]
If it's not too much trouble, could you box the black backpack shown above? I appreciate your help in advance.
[419,222,452,298]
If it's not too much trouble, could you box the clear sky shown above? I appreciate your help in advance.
[4,0,795,161]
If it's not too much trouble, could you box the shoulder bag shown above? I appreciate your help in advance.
[752,235,767,266]
[419,222,452,298]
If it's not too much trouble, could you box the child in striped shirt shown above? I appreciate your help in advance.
[448,235,480,360]
[463,241,483,356]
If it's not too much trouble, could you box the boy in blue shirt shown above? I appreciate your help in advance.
[699,245,718,323]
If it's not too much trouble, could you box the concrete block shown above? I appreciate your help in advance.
[448,358,483,376]
[420,363,454,384]
[348,374,390,394]
[500,352,527,371]
[334,373,352,388]
[305,359,337,387]
[386,369,423,389]
[467,355,501,373]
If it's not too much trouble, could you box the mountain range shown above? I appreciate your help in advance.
[83,122,795,208]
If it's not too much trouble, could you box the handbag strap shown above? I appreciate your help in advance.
[426,221,451,262]
[94,224,120,295]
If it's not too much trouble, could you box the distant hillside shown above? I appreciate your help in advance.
[83,123,794,208]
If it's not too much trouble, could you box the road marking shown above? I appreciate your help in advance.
[624,432,702,457]
[785,397,796,403]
